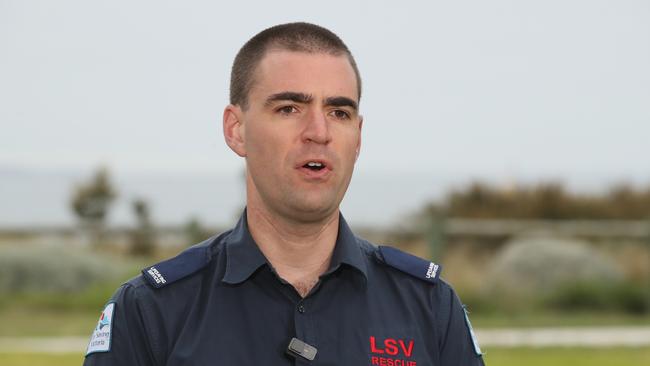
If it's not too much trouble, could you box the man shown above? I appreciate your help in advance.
[84,22,485,365]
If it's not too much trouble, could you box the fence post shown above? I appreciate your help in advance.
[427,213,446,261]
[647,217,650,310]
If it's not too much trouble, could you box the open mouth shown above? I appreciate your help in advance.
[303,161,326,171]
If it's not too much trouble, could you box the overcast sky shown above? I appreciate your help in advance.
[1,0,649,226]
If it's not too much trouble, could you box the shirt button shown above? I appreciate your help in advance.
[297,304,305,313]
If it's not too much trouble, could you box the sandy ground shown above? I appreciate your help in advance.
[475,326,650,347]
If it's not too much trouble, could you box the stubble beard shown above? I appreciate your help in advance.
[248,169,348,225]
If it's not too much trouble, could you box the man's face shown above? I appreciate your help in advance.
[227,50,362,222]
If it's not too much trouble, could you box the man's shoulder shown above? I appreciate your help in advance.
[132,230,232,290]
[355,237,443,285]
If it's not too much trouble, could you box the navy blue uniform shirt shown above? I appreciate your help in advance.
[84,211,485,365]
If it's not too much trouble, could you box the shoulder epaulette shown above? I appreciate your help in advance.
[378,245,442,284]
[142,236,218,289]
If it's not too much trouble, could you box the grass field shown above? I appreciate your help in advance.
[1,347,648,366]
[0,309,98,337]
[471,311,650,328]
[0,353,83,366]
[483,347,650,366]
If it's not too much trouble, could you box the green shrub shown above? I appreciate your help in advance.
[487,237,623,293]
[546,281,650,314]
[481,236,640,313]
[7,281,130,311]
[0,246,145,311]
[0,246,128,294]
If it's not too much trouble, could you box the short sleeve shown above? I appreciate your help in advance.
[435,282,486,366]
[83,284,157,366]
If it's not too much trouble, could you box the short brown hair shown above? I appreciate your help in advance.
[230,22,362,109]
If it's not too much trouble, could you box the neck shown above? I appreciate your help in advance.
[246,202,340,298]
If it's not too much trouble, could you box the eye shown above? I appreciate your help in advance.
[330,109,351,120]
[277,105,298,115]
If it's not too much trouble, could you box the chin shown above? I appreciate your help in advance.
[286,198,339,222]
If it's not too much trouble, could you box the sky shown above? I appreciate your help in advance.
[1,0,649,227]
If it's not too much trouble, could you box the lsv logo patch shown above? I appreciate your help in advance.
[97,312,110,330]
[86,303,115,355]
[369,336,417,366]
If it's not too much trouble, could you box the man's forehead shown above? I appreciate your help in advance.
[250,50,359,102]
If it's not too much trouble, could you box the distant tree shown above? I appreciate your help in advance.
[130,198,156,256]
[432,181,650,220]
[70,166,116,247]
[184,216,211,245]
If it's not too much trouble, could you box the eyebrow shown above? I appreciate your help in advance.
[324,96,358,112]
[264,91,358,112]
[265,92,313,106]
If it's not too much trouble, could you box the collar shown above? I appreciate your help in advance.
[222,209,267,284]
[323,213,368,282]
[221,209,368,284]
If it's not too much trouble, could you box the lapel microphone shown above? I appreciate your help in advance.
[286,337,318,361]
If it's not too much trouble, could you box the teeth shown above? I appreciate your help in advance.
[307,162,323,167]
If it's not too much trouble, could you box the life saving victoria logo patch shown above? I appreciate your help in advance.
[369,336,417,366]
[86,303,115,355]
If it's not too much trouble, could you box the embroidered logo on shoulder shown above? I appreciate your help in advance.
[426,262,440,279]
[146,266,166,285]
[462,305,483,356]
[379,246,442,284]
[141,242,212,288]
[86,302,115,356]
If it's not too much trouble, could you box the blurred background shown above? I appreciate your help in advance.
[1,0,649,365]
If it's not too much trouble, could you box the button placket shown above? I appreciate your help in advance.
[292,298,318,365]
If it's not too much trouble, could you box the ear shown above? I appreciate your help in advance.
[355,115,363,161]
[223,104,246,157]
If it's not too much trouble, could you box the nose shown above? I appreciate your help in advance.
[301,108,331,145]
